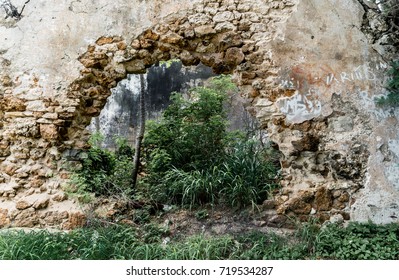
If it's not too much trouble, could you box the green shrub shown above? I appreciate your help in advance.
[377,60,399,106]
[142,75,279,208]
[163,167,222,208]
[143,75,231,173]
[71,134,135,198]
[170,235,236,260]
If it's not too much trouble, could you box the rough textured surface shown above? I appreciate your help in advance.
[0,0,398,228]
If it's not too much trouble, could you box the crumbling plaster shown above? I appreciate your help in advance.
[0,0,398,228]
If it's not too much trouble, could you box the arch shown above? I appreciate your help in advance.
[65,25,274,147]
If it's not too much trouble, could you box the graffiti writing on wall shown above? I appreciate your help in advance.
[276,61,389,123]
[276,88,322,123]
[279,61,388,90]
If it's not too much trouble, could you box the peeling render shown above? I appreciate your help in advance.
[0,0,398,228]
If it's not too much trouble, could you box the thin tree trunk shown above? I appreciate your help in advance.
[132,74,146,189]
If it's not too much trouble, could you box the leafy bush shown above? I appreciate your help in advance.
[143,75,231,173]
[71,134,134,198]
[161,167,220,208]
[377,60,399,106]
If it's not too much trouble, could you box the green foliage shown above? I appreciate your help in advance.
[171,235,236,260]
[1,221,398,260]
[0,225,138,260]
[132,208,151,225]
[160,167,220,208]
[144,75,230,173]
[219,140,279,207]
[376,60,399,106]
[70,75,279,209]
[315,222,399,259]
[195,209,209,220]
[159,59,181,68]
[140,223,170,244]
[145,139,278,208]
[143,75,279,208]
[71,134,134,198]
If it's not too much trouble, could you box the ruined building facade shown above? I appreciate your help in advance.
[0,0,398,228]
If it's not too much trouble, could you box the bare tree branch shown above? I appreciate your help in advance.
[1,0,31,20]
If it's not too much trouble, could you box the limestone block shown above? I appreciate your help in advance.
[124,60,146,74]
[12,208,39,227]
[194,25,216,37]
[219,32,243,50]
[96,36,115,46]
[188,14,212,26]
[52,193,68,202]
[237,3,252,12]
[179,50,199,66]
[142,29,160,41]
[213,11,235,23]
[215,22,236,32]
[329,116,354,132]
[39,124,58,140]
[224,47,245,66]
[204,6,218,16]
[4,112,25,118]
[313,187,333,211]
[62,212,86,230]
[1,162,18,176]
[0,208,10,227]
[33,197,50,210]
[242,12,261,23]
[1,97,26,111]
[196,42,216,53]
[42,113,58,120]
[26,100,47,112]
[16,200,32,210]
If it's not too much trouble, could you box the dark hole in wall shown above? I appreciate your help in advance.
[88,60,216,148]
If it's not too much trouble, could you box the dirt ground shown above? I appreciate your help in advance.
[151,205,293,240]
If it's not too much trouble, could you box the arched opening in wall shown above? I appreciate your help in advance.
[86,60,265,150]
[87,61,215,149]
[63,25,281,219]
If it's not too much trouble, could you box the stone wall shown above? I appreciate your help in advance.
[0,0,398,228]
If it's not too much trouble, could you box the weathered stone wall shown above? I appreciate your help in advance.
[0,0,398,228]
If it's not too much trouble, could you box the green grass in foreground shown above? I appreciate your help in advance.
[0,221,398,260]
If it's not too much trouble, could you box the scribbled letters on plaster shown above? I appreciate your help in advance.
[276,60,389,123]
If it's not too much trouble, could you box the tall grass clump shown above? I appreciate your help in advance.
[219,140,279,207]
